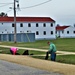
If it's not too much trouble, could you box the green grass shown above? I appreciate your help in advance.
[0,47,10,54]
[0,38,75,65]
[0,47,46,55]
[56,55,75,64]
[0,38,75,52]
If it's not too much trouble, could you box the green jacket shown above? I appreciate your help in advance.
[49,42,56,52]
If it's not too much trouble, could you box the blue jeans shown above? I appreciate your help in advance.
[51,52,56,61]
[45,51,56,61]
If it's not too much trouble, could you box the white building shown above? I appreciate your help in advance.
[0,16,56,40]
[56,25,75,38]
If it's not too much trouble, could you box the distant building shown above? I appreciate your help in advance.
[0,16,56,41]
[56,25,75,38]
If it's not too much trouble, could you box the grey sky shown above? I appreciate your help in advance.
[0,0,75,25]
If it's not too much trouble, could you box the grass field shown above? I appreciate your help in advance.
[0,38,75,52]
[0,38,75,65]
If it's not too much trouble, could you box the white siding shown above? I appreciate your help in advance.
[0,22,14,34]
[63,27,75,38]
[0,22,56,40]
[57,26,75,38]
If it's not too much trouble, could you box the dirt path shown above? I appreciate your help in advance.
[0,54,75,75]
[0,45,75,55]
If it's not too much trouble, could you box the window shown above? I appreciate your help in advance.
[12,31,14,33]
[73,31,75,34]
[20,31,22,33]
[36,23,38,27]
[36,31,39,35]
[51,31,53,35]
[28,23,31,27]
[67,31,69,34]
[12,23,14,27]
[51,23,53,27]
[74,24,75,27]
[55,31,57,34]
[43,31,46,35]
[62,30,64,34]
[20,23,23,27]
[2,23,3,25]
[43,23,46,27]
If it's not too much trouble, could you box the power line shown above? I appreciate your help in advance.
[0,0,52,9]
[20,0,52,9]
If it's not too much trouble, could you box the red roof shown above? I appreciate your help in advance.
[56,26,69,30]
[0,16,55,22]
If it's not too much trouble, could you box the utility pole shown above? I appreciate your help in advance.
[14,0,17,43]
[9,0,19,43]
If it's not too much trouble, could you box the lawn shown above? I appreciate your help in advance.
[0,38,75,52]
[0,38,75,65]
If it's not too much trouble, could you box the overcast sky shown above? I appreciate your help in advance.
[0,0,75,25]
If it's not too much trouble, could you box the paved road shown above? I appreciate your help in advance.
[0,60,63,75]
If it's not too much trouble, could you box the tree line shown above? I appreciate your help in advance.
[0,12,8,17]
